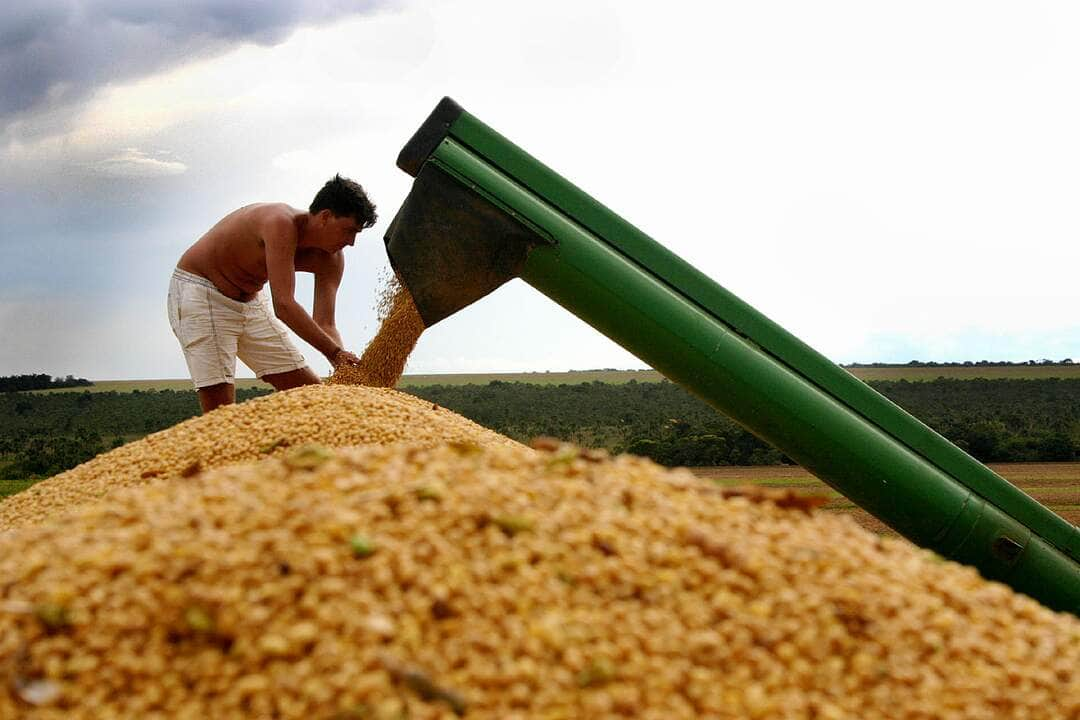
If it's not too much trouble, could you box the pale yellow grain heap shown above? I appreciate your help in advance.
[0,384,515,532]
[0,441,1076,720]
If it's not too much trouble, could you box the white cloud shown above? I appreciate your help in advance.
[91,148,187,178]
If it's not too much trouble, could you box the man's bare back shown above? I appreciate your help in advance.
[169,176,377,412]
[179,203,314,302]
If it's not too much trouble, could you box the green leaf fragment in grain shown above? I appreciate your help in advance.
[34,603,71,631]
[493,515,533,537]
[416,483,444,501]
[284,444,335,470]
[350,535,377,558]
[259,438,290,454]
[184,606,215,633]
[577,658,616,688]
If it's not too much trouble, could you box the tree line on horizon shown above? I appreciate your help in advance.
[1,360,1076,390]
[1,378,1077,481]
[0,374,93,392]
[843,359,1073,368]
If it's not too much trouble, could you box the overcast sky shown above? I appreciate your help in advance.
[2,0,1078,380]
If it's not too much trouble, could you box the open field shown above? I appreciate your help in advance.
[28,378,275,394]
[403,370,668,386]
[24,363,1080,393]
[690,462,1080,537]
[26,371,664,393]
[0,479,34,498]
[845,364,1080,381]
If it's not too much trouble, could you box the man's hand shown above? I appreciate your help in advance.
[330,348,362,367]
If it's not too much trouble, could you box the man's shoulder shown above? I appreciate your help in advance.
[251,202,300,223]
[250,203,301,241]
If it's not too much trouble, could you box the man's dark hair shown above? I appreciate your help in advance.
[310,174,377,230]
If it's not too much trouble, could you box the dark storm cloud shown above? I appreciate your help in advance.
[0,1,387,125]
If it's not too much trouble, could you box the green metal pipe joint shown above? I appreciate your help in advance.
[384,97,1080,615]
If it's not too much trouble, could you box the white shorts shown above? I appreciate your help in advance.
[168,268,307,389]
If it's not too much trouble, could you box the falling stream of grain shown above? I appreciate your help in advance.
[329,275,425,387]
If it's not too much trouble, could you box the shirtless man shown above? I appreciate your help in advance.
[168,175,377,413]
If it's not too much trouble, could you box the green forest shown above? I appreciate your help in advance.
[2,378,1078,483]
[0,374,93,392]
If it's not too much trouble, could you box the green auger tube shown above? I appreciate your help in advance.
[383,97,1080,615]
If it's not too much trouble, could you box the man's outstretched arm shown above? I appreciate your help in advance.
[263,216,348,364]
[312,252,345,351]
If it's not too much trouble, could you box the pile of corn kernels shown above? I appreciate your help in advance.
[0,384,514,532]
[0,438,1076,719]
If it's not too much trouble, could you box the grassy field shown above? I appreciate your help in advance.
[25,364,1080,393]
[400,370,669,386]
[29,378,275,393]
[690,462,1080,537]
[0,479,35,498]
[844,364,1080,381]
[27,371,664,393]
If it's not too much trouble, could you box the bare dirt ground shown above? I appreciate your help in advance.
[689,462,1080,536]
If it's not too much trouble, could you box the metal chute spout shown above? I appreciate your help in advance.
[383,162,545,327]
